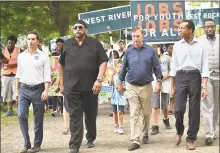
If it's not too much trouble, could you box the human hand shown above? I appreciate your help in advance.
[92,80,102,95]
[155,82,161,93]
[201,88,208,100]
[41,90,48,101]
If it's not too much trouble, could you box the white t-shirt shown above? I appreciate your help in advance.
[118,50,124,57]
[152,54,171,93]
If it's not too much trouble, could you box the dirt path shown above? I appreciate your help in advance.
[1,103,219,153]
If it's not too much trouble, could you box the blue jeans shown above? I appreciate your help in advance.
[18,83,45,147]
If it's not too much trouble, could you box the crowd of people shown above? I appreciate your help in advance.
[0,18,219,153]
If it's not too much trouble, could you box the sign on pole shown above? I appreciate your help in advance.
[131,1,185,42]
[78,5,131,34]
[186,8,220,26]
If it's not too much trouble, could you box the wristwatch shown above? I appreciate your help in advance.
[96,79,103,83]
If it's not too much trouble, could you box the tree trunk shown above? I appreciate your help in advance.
[59,16,69,36]
[49,1,70,37]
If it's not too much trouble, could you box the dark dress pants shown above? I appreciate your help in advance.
[174,70,201,142]
[66,91,98,150]
[18,84,45,147]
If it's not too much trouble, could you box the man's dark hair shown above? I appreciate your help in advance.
[7,36,17,43]
[26,31,40,40]
[203,18,216,26]
[182,20,195,33]
[56,38,64,44]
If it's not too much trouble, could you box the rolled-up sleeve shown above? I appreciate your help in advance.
[59,50,65,66]
[44,55,51,82]
[97,42,108,65]
[119,51,128,81]
[201,47,209,78]
[170,44,177,77]
[16,54,22,79]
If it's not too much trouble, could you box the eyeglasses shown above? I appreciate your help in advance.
[204,25,216,29]
[73,25,84,30]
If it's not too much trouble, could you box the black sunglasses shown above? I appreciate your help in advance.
[73,25,84,30]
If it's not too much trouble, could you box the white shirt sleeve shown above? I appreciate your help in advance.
[44,54,51,82]
[170,44,177,77]
[201,46,209,78]
[15,54,22,79]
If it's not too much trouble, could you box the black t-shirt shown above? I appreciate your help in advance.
[59,36,108,92]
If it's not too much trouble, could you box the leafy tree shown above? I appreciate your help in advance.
[0,1,129,45]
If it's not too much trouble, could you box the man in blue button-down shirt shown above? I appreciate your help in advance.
[118,27,162,151]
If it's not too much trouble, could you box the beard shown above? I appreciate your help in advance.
[75,32,85,38]
[207,33,215,39]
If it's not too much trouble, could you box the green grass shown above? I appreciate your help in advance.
[1,103,33,127]
[1,103,51,128]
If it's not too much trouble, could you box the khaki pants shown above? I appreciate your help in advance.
[201,78,219,138]
[125,82,152,145]
[1,76,16,103]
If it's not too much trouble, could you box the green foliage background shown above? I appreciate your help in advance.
[0,1,219,46]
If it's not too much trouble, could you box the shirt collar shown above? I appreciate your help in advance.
[25,49,40,54]
[73,36,89,45]
[131,43,147,50]
[180,36,198,44]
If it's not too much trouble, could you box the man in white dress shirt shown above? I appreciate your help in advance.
[15,31,51,153]
[170,20,209,150]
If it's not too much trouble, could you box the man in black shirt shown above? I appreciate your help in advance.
[59,20,108,153]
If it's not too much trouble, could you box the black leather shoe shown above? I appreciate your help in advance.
[30,146,41,153]
[128,143,140,151]
[205,137,213,146]
[86,141,94,148]
[68,148,79,153]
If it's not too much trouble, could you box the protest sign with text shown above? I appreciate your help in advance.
[78,5,131,34]
[131,1,185,42]
[186,8,219,26]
